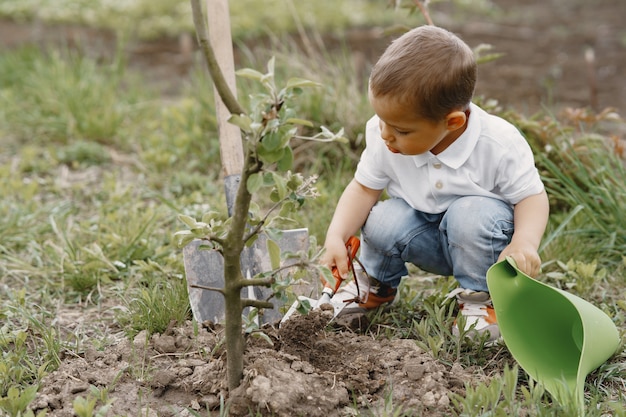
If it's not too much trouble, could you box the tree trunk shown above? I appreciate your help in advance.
[222,157,256,389]
[223,250,244,390]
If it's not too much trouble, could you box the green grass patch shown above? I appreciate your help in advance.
[0,0,448,40]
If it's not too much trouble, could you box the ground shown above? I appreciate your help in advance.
[2,0,625,415]
[32,307,482,416]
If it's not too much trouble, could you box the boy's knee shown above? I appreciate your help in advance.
[443,197,513,241]
[365,198,413,228]
[362,198,414,245]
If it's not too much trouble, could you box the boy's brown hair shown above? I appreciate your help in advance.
[369,25,476,122]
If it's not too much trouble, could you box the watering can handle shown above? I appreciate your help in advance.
[505,256,518,269]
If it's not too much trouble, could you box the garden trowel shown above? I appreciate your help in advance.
[280,236,361,324]
[183,0,309,325]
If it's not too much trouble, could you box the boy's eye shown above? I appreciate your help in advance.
[395,128,410,135]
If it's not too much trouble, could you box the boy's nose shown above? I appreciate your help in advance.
[379,121,394,142]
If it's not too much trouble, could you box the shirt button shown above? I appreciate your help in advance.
[433,163,442,169]
[435,181,443,189]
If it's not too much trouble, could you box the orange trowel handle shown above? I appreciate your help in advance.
[324,236,360,293]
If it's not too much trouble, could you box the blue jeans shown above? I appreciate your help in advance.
[359,196,514,292]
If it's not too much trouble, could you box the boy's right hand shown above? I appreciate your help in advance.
[320,236,360,291]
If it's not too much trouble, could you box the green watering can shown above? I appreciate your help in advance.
[486,258,620,409]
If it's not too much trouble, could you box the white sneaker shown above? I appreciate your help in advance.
[446,288,500,342]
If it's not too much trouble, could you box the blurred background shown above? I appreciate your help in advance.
[2,0,625,114]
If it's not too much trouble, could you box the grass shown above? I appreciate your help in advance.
[0,0,496,41]
[1,2,626,416]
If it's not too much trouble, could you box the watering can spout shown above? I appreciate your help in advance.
[487,258,620,410]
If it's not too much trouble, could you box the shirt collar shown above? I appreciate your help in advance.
[412,102,481,169]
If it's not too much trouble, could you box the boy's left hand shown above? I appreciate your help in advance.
[497,241,541,278]
[504,190,549,278]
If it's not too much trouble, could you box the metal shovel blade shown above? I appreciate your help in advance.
[183,228,310,324]
[280,295,349,324]
[280,287,359,325]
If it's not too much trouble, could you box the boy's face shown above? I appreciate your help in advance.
[369,92,467,156]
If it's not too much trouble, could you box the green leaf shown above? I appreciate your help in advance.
[262,130,281,151]
[278,126,297,148]
[249,331,274,346]
[265,227,284,242]
[173,230,195,248]
[267,239,281,270]
[178,214,197,228]
[262,171,275,186]
[266,56,276,76]
[228,114,252,132]
[96,403,113,417]
[279,200,296,217]
[262,117,280,134]
[269,189,280,202]
[273,172,287,200]
[284,117,314,127]
[473,43,505,65]
[285,77,321,90]
[22,385,39,405]
[247,172,263,193]
[286,173,304,190]
[277,146,293,171]
[73,395,97,417]
[235,68,264,81]
[296,297,312,315]
[318,266,335,290]
[258,146,285,164]
[201,210,221,224]
[245,233,259,248]
[249,201,261,215]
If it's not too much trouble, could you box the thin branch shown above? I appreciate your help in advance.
[413,0,434,26]
[189,0,246,116]
[235,260,316,292]
[236,277,274,290]
[242,221,266,245]
[197,235,226,249]
[242,176,317,243]
[235,261,314,291]
[241,299,275,309]
[267,260,311,277]
[293,135,338,142]
[189,284,225,294]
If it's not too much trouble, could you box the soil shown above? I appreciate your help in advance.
[2,0,625,415]
[31,307,482,417]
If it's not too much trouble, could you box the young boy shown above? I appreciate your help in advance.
[321,25,549,341]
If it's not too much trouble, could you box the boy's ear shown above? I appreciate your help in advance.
[445,110,468,131]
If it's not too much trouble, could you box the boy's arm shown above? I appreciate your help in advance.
[322,179,383,278]
[498,189,550,277]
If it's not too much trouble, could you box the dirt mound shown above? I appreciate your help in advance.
[31,310,477,416]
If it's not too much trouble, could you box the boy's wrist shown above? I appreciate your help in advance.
[509,233,541,252]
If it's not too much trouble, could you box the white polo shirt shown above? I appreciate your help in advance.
[355,103,545,214]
